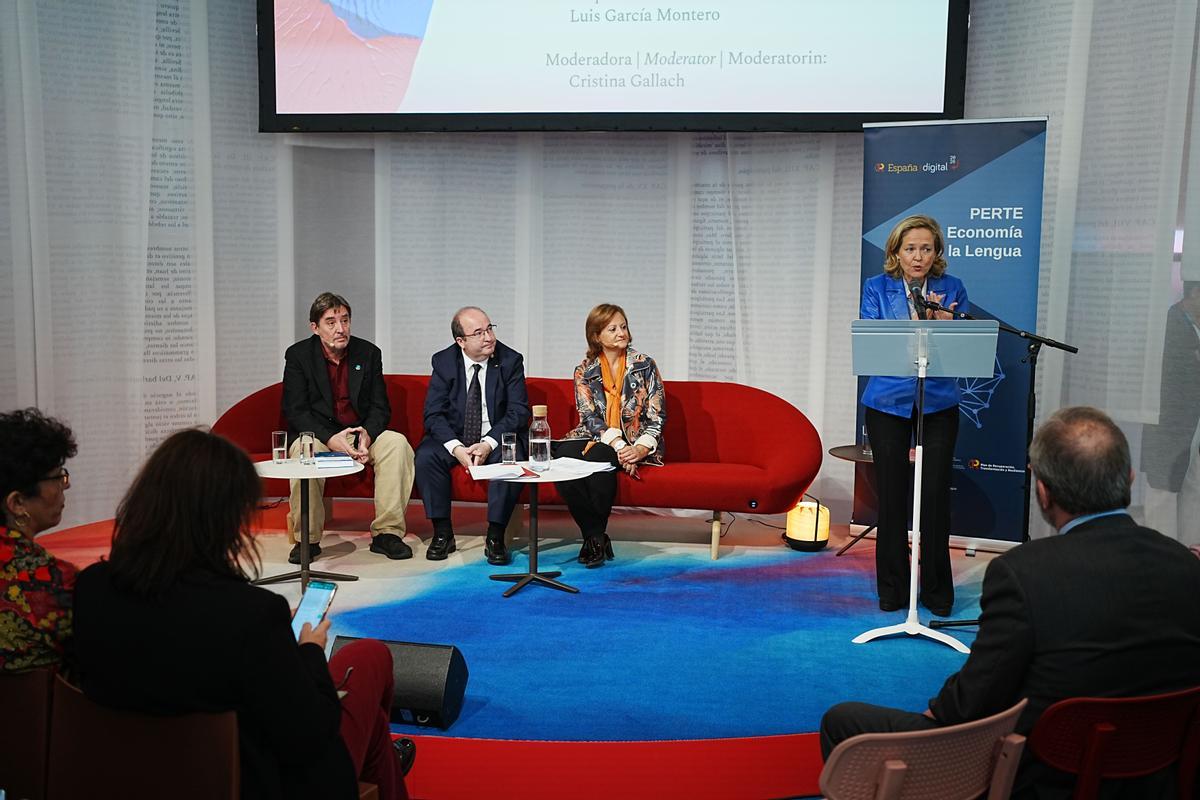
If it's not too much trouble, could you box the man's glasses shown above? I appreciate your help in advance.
[38,468,70,487]
[459,324,497,340]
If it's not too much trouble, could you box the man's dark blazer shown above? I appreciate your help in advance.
[73,562,358,800]
[282,335,390,445]
[1141,302,1200,492]
[930,513,1200,796]
[422,340,529,447]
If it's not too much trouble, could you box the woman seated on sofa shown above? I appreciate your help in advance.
[72,429,413,800]
[0,408,78,673]
[555,303,666,568]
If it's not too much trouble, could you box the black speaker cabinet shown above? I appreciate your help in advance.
[331,636,469,729]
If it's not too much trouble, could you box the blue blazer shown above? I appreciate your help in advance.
[860,272,970,416]
[422,340,530,446]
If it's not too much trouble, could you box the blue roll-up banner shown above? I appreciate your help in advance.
[856,118,1047,546]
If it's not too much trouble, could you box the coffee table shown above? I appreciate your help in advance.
[253,458,363,590]
[486,464,590,597]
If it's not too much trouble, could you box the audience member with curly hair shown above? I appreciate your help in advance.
[0,408,78,672]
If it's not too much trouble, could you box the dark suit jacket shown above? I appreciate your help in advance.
[282,335,391,445]
[1141,302,1200,491]
[72,563,357,800]
[929,514,1200,796]
[422,341,529,446]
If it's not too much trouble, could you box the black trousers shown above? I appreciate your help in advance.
[552,439,620,541]
[413,437,523,527]
[820,701,939,758]
[864,404,959,611]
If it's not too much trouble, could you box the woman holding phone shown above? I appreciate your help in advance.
[73,429,414,800]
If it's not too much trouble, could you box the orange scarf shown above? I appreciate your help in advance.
[599,353,626,432]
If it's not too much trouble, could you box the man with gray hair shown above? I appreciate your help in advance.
[820,406,1200,797]
[282,292,416,563]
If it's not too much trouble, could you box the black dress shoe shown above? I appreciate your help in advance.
[426,532,456,561]
[919,596,953,617]
[288,543,321,565]
[484,535,510,565]
[392,737,416,777]
[369,533,413,560]
[578,535,615,563]
[581,537,606,569]
[878,597,903,612]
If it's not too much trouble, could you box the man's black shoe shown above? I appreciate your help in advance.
[393,737,416,777]
[369,533,413,560]
[878,597,903,612]
[288,542,321,565]
[484,535,510,566]
[426,532,456,561]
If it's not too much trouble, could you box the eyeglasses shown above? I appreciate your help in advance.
[38,468,70,487]
[459,324,497,340]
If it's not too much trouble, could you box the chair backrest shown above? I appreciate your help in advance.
[819,698,1028,800]
[1027,684,1200,800]
[0,667,54,800]
[46,675,240,800]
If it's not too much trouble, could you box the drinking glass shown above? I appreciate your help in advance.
[501,432,517,465]
[272,431,287,463]
[299,431,316,464]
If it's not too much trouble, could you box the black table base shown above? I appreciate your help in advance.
[253,475,358,591]
[489,481,578,597]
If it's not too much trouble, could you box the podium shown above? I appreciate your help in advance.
[849,319,998,654]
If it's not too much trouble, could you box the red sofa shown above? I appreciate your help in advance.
[212,376,823,558]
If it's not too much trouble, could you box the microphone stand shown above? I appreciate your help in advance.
[919,299,1077,630]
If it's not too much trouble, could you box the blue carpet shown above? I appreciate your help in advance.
[330,541,985,742]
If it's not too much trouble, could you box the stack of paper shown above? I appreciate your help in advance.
[314,453,356,468]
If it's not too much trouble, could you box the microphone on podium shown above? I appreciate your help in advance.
[908,280,928,318]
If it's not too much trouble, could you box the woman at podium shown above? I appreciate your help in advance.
[860,214,968,617]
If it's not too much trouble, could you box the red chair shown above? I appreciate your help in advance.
[0,667,54,800]
[1027,684,1200,800]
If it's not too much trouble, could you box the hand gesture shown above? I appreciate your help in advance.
[617,443,649,466]
[298,617,331,650]
[925,291,959,320]
[328,427,369,462]
[452,445,473,470]
[465,441,493,466]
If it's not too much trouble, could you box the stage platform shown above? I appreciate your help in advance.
[43,501,990,800]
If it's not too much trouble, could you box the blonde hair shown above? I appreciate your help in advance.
[883,214,947,279]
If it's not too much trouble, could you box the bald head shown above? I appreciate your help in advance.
[1029,406,1132,517]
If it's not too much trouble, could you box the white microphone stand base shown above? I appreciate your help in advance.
[853,607,970,654]
[852,340,970,655]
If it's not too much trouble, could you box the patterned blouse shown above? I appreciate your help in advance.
[0,525,77,672]
[564,347,667,466]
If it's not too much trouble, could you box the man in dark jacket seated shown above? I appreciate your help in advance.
[820,406,1200,798]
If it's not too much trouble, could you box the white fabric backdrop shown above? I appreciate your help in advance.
[1,0,1197,544]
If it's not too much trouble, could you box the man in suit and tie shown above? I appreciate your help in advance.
[820,406,1200,798]
[282,292,415,564]
[415,306,529,565]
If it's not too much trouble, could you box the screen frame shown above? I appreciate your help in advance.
[258,1,970,134]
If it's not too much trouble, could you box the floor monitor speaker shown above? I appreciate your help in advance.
[331,636,468,729]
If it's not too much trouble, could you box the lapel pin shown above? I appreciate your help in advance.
[355,364,361,371]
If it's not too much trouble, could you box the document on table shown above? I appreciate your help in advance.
[549,457,616,476]
[469,463,526,480]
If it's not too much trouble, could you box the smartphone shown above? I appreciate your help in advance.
[292,580,337,640]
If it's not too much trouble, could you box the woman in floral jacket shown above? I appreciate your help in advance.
[556,303,666,568]
[0,408,77,672]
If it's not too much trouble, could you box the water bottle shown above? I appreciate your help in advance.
[529,404,551,471]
